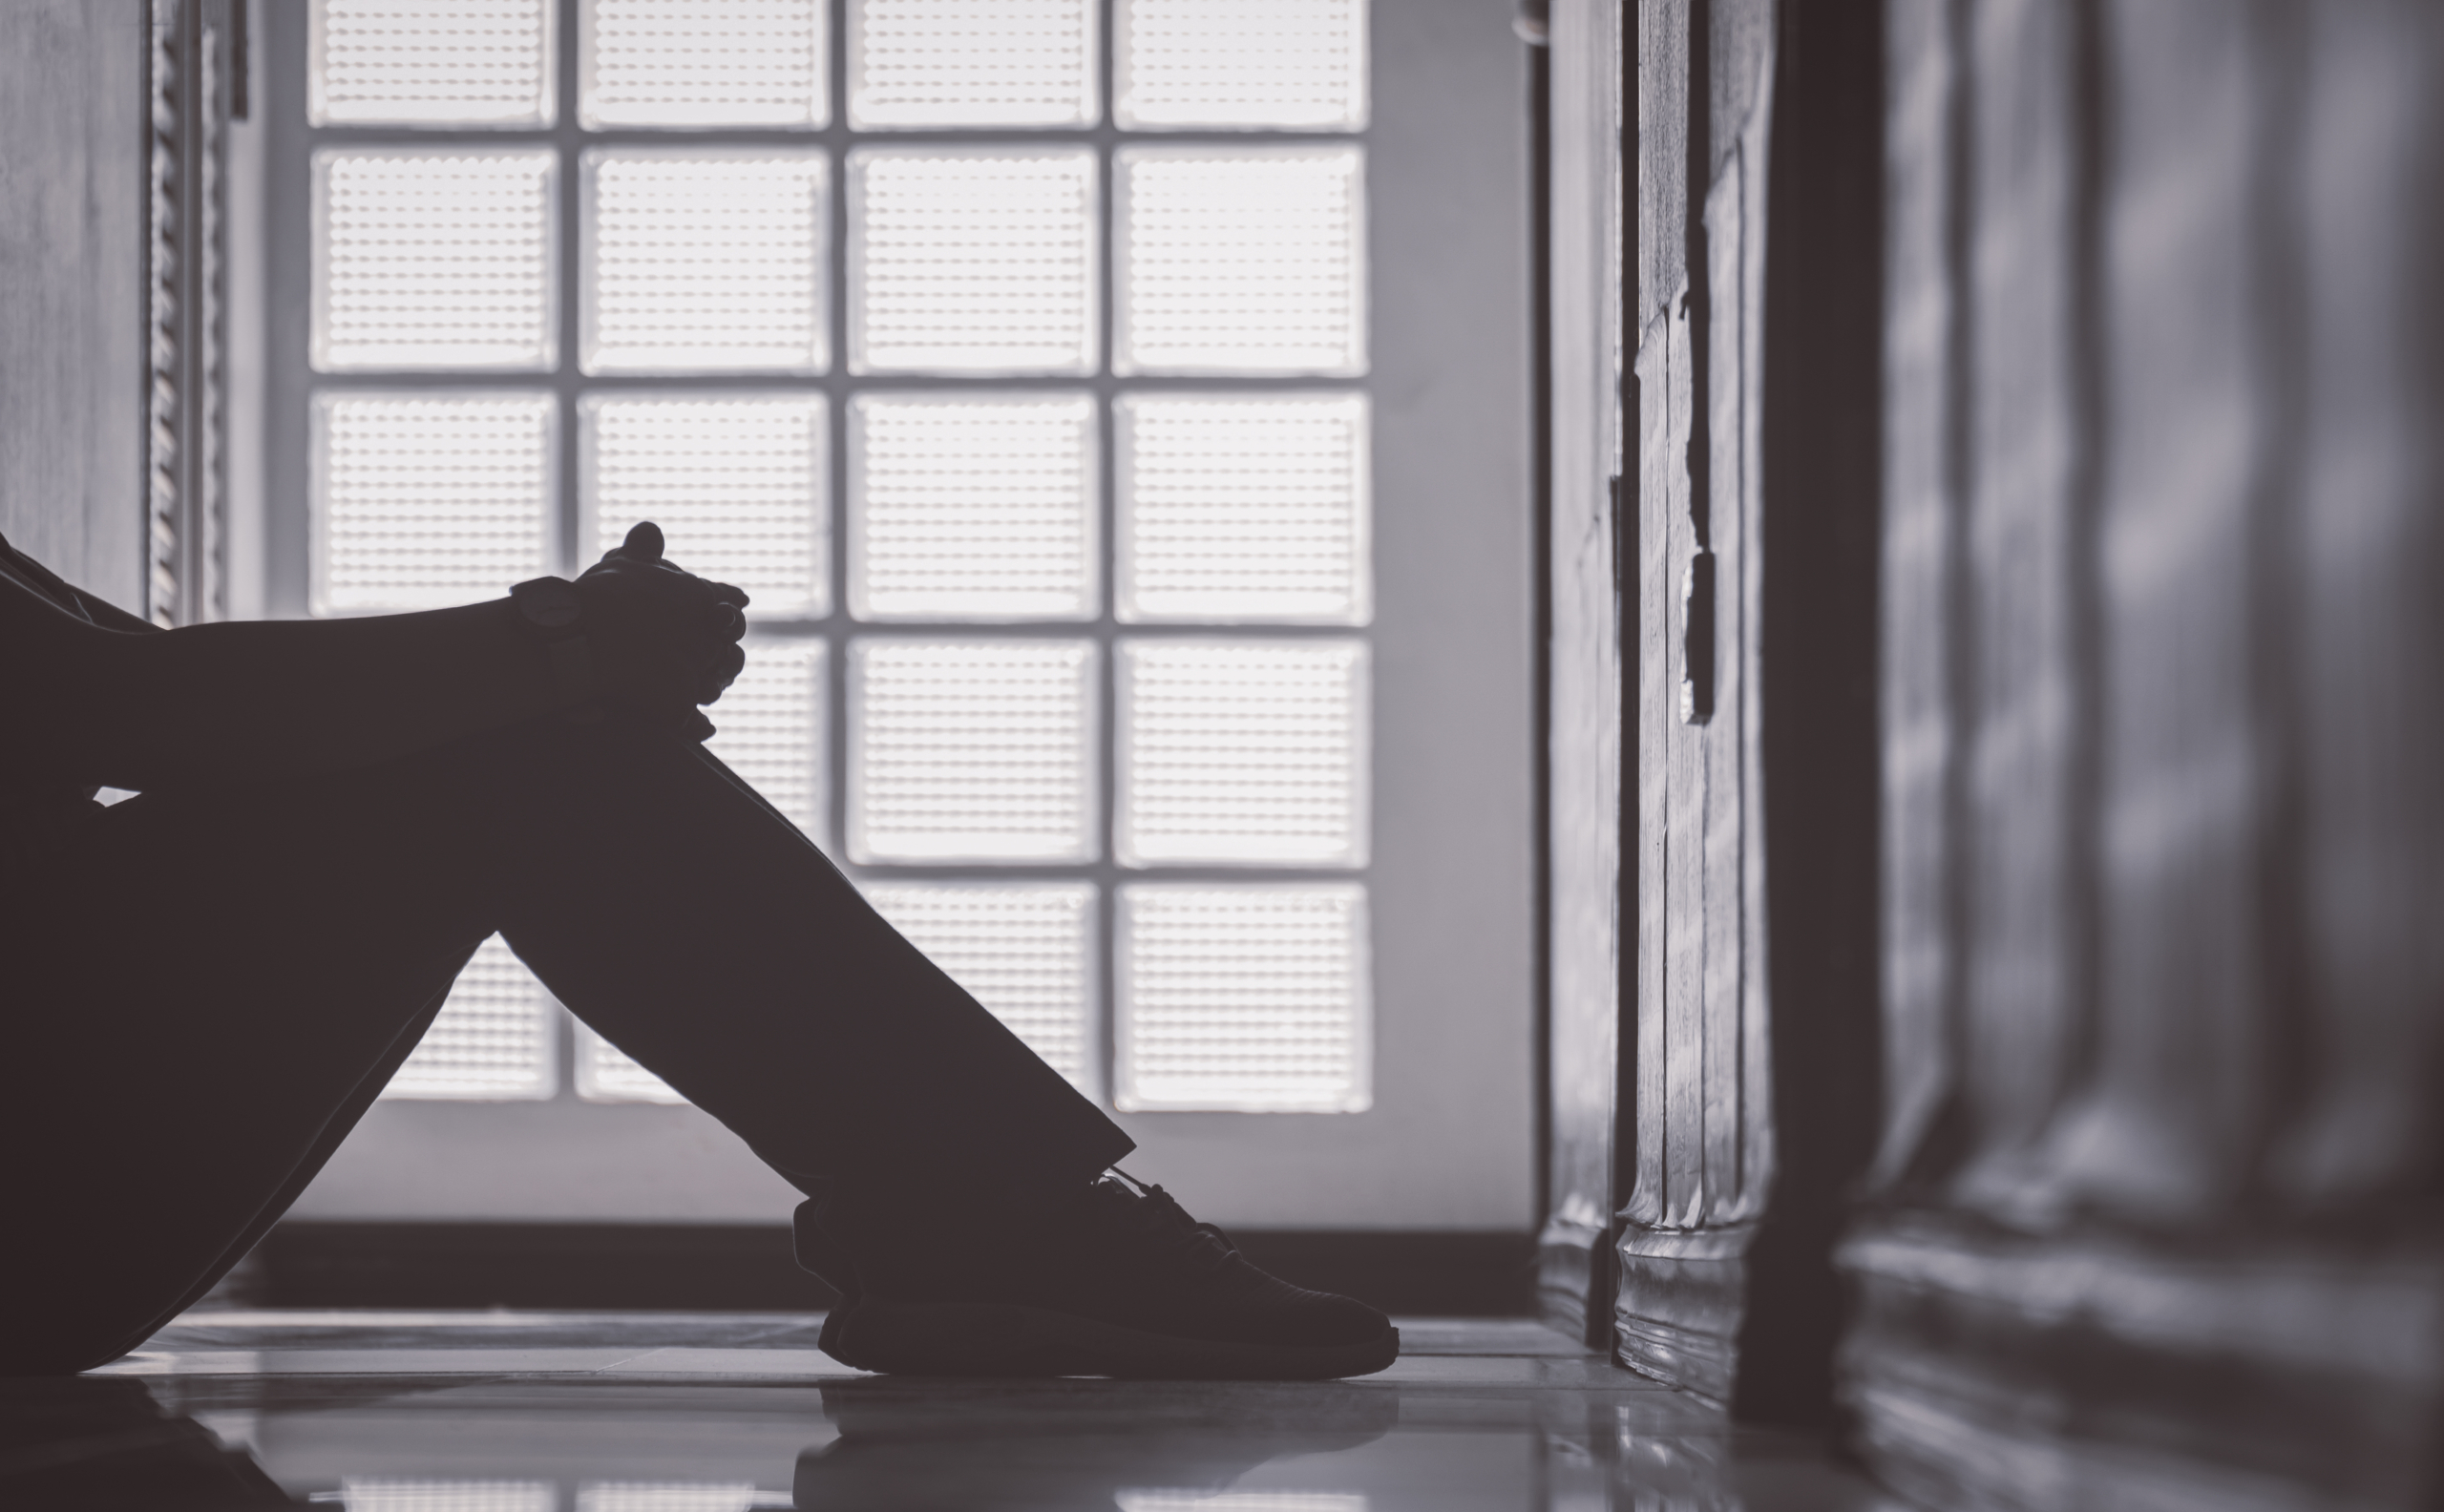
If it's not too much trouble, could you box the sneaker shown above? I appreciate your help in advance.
[797,1171,1401,1380]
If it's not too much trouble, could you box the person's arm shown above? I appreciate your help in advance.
[7,523,748,793]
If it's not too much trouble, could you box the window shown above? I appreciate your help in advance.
[284,0,1376,1115]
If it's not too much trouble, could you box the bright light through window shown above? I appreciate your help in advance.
[580,0,827,130]
[1117,639,1369,869]
[848,148,1098,375]
[314,392,554,614]
[314,150,558,372]
[311,0,555,128]
[581,151,829,375]
[1117,392,1370,623]
[849,640,1098,863]
[1114,0,1368,132]
[1116,884,1371,1113]
[576,1026,687,1104]
[1115,147,1366,376]
[583,394,830,617]
[385,935,557,1102]
[306,2,1378,1114]
[851,392,1097,621]
[850,0,1097,130]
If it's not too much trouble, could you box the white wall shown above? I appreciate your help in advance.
[0,0,146,611]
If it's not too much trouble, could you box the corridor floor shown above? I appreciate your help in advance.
[11,1312,1892,1508]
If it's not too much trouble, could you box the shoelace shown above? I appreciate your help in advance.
[1107,1168,1239,1273]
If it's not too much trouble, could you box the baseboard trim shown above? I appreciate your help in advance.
[1536,1210,1611,1345]
[1612,1226,1754,1404]
[244,1223,1536,1316]
[1838,1211,2444,1511]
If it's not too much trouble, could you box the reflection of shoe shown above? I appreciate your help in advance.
[798,1172,1400,1380]
[793,1377,1401,1511]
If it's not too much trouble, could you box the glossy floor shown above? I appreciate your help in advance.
[9,1312,1894,1509]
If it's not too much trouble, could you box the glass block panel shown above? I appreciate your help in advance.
[313,393,554,614]
[1117,393,1370,623]
[849,149,1098,375]
[343,1481,558,1512]
[382,934,557,1101]
[314,150,557,371]
[575,1026,687,1104]
[583,395,829,617]
[704,639,828,841]
[850,393,1096,621]
[849,640,1098,863]
[861,882,1096,1089]
[1116,639,1369,867]
[1114,146,1366,377]
[310,0,555,128]
[581,0,827,128]
[1116,883,1370,1113]
[583,151,829,375]
[849,0,1096,129]
[1114,0,1367,131]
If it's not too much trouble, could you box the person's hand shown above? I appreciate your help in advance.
[574,521,749,740]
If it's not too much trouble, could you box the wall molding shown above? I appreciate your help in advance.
[1840,1212,2444,1512]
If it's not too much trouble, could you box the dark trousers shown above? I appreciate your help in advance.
[2,716,1132,1374]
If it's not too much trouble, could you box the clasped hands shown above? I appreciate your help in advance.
[573,521,749,742]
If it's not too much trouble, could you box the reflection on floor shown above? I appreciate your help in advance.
[6,1311,1894,1509]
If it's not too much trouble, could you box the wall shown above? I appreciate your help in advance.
[1844,1,2444,1504]
[0,0,146,609]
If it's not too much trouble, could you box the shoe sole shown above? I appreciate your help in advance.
[819,1300,1400,1381]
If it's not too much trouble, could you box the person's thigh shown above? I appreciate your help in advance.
[2,763,498,1370]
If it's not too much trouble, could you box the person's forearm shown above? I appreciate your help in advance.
[69,599,571,789]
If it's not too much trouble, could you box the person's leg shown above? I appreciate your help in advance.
[4,783,493,1373]
[3,712,1129,1373]
[472,717,1130,1209]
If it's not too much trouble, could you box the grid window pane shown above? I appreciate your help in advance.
[851,393,1096,621]
[1115,147,1366,377]
[313,393,553,613]
[1114,0,1368,132]
[849,149,1098,375]
[576,1027,688,1104]
[581,0,827,129]
[310,0,554,128]
[582,152,829,375]
[849,640,1098,862]
[584,395,829,617]
[314,150,557,371]
[705,640,828,840]
[383,935,557,1101]
[861,882,1097,1088]
[1116,883,1370,1113]
[1117,639,1369,868]
[849,0,1097,129]
[1117,393,1370,623]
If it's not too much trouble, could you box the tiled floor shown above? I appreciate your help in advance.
[8,1311,1895,1508]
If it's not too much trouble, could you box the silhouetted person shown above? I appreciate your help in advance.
[0,523,1396,1380]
